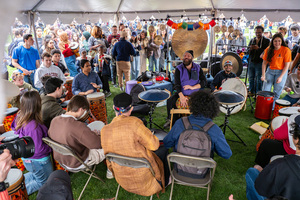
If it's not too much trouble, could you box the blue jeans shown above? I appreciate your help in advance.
[130,55,140,80]
[282,94,299,105]
[245,168,265,200]
[65,55,78,77]
[22,156,53,195]
[262,68,288,102]
[248,61,263,93]
[149,54,159,72]
[24,72,36,89]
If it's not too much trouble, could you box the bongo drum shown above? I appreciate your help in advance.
[3,107,18,132]
[64,77,74,100]
[70,42,80,57]
[1,131,18,142]
[279,107,300,117]
[87,92,107,124]
[4,168,28,199]
[175,96,190,109]
[272,99,291,119]
[255,91,274,120]
[219,78,247,114]
[256,116,288,151]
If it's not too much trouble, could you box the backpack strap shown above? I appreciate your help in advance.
[202,121,215,132]
[182,117,192,130]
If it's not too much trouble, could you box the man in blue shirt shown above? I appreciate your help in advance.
[12,34,40,87]
[112,30,135,91]
[163,90,232,159]
[72,59,102,96]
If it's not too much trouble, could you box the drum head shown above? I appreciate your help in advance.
[65,77,74,82]
[87,121,105,131]
[5,107,19,116]
[279,107,300,116]
[221,78,247,97]
[1,131,18,142]
[214,90,246,115]
[220,52,243,77]
[70,42,79,50]
[275,99,291,106]
[4,168,23,189]
[271,116,288,131]
[87,92,105,99]
[138,89,170,103]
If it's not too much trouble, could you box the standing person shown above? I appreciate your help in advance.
[248,26,270,95]
[42,39,55,54]
[88,26,107,60]
[112,30,135,91]
[261,33,292,105]
[107,25,120,45]
[110,38,118,86]
[278,26,293,49]
[2,52,10,80]
[286,25,300,49]
[81,31,91,53]
[139,30,149,75]
[12,34,40,87]
[11,91,53,195]
[36,27,44,54]
[58,32,78,77]
[148,32,161,72]
[130,31,141,80]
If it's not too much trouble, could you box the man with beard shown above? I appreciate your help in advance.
[164,50,206,128]
[211,60,237,92]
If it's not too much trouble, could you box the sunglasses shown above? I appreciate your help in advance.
[296,81,299,88]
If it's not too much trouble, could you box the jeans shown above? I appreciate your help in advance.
[262,68,288,102]
[149,54,159,72]
[131,56,140,80]
[22,156,53,195]
[282,94,299,105]
[248,61,263,93]
[245,168,265,200]
[24,72,35,88]
[65,55,78,77]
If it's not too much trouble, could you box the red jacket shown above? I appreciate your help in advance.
[62,44,74,58]
[274,121,296,154]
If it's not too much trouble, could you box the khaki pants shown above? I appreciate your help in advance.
[116,61,131,88]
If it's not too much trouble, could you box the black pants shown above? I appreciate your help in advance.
[167,93,180,124]
[98,72,110,93]
[111,64,117,84]
[154,145,170,186]
[255,139,287,168]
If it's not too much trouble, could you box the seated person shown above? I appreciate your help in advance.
[101,93,169,196]
[9,70,37,108]
[51,49,69,75]
[34,52,66,90]
[48,95,104,171]
[211,60,237,92]
[76,48,91,73]
[254,114,296,171]
[164,90,232,161]
[282,64,300,105]
[165,50,206,127]
[38,75,51,96]
[41,77,66,128]
[246,115,300,200]
[11,91,53,195]
[72,59,102,96]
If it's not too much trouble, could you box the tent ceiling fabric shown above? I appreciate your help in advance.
[18,0,300,24]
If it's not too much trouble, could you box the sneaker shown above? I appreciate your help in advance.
[106,169,114,179]
[163,119,171,129]
[114,84,118,88]
[105,92,112,98]
[120,87,124,92]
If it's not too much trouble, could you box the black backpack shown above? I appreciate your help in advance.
[176,117,214,179]
[8,39,20,57]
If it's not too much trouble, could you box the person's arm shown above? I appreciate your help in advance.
[72,77,82,95]
[88,37,100,50]
[198,67,207,88]
[35,60,40,69]
[130,43,136,56]
[77,125,101,149]
[174,68,182,93]
[136,119,159,151]
[284,75,292,91]
[0,150,13,200]
[261,60,268,81]
[291,53,300,72]
[212,126,232,159]
[277,49,292,83]
[33,70,42,89]
[163,120,183,150]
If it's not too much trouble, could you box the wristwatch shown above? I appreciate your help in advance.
[0,181,7,192]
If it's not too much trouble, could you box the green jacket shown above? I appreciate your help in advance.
[41,95,66,128]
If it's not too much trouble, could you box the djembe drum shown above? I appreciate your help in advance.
[87,92,107,124]
[64,77,74,100]
[272,99,291,119]
[5,168,28,200]
[3,107,18,132]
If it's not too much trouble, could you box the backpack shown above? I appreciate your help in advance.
[130,83,146,105]
[176,117,214,178]
[8,39,20,57]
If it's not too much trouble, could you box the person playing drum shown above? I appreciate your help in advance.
[72,59,102,96]
[0,148,15,200]
[211,60,237,92]
[164,50,206,128]
[282,64,300,105]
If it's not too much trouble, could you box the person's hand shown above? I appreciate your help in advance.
[22,69,31,75]
[276,77,282,84]
[93,130,101,136]
[0,149,14,182]
[180,95,188,108]
[228,194,235,200]
[183,85,193,90]
[285,87,292,93]
[251,45,259,50]
[90,82,98,88]
[19,88,25,91]
[85,89,94,95]
[70,43,75,48]
[261,75,265,82]
[64,72,70,76]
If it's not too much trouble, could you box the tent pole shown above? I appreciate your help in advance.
[30,12,41,59]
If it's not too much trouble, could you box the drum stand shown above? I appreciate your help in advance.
[244,63,255,113]
[219,103,247,146]
[147,102,165,131]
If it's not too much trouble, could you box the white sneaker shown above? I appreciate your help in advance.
[106,169,114,179]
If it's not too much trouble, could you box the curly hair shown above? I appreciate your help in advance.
[266,33,287,63]
[188,89,219,119]
[290,122,300,147]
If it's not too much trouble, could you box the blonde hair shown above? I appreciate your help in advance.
[11,70,23,81]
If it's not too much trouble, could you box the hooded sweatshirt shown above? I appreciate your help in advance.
[41,95,66,128]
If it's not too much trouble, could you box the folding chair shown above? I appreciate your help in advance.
[167,152,217,200]
[169,108,191,130]
[42,137,105,200]
[105,153,155,200]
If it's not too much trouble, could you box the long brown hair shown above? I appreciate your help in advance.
[266,33,287,63]
[91,26,103,39]
[16,91,43,130]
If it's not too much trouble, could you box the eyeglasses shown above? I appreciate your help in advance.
[296,81,299,88]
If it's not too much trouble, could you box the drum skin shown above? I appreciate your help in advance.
[5,168,29,199]
[272,99,291,119]
[255,91,274,120]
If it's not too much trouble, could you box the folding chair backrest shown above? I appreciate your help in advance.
[106,153,155,176]
[42,137,75,157]
[170,109,191,130]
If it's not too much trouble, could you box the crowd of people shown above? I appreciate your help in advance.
[0,16,300,200]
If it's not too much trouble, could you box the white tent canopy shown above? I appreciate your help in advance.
[17,0,300,24]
